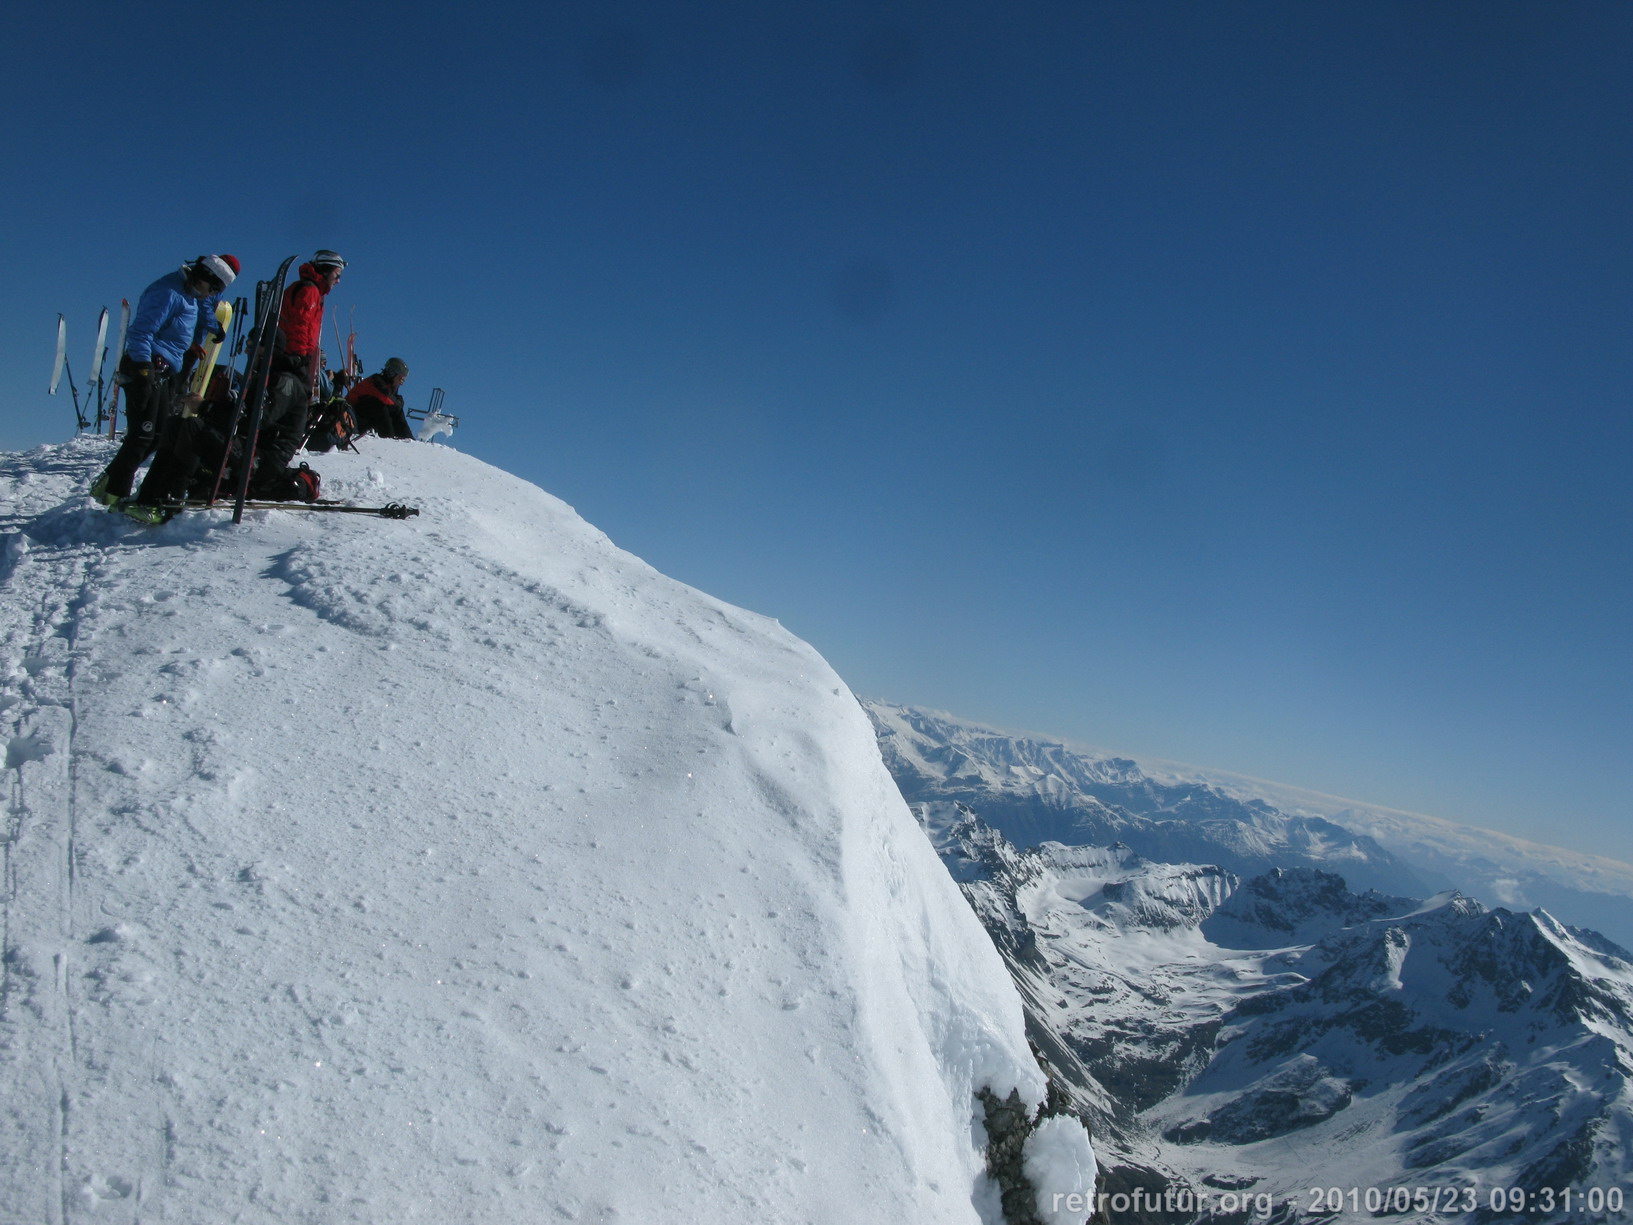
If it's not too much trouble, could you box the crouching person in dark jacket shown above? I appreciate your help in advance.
[347,358,414,439]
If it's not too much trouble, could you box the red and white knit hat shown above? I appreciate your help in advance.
[196,254,239,288]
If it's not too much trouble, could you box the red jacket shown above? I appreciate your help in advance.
[346,374,401,411]
[278,262,331,357]
[347,373,413,438]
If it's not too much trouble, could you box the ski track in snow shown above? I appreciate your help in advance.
[2,449,152,1224]
[0,436,1071,1225]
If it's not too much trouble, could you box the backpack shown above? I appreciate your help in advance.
[250,462,322,502]
[304,397,359,453]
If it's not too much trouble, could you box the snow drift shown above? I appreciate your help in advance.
[0,437,1085,1224]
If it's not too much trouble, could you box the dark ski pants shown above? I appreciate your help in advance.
[100,362,176,498]
[137,414,230,505]
[354,398,413,440]
[248,373,311,489]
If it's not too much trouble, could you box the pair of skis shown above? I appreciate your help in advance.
[56,293,233,434]
[51,302,130,433]
[331,309,361,386]
[202,254,299,523]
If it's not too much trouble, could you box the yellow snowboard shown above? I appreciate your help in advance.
[188,300,234,397]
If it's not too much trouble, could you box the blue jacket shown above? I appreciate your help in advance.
[124,269,201,370]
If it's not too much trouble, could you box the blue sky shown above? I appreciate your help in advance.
[4,2,1630,861]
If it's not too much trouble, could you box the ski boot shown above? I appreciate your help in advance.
[115,499,176,526]
[89,472,121,508]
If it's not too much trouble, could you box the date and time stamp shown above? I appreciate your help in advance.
[1056,1183,1626,1218]
[1304,1184,1626,1216]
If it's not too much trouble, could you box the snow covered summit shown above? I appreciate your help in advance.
[0,438,1087,1224]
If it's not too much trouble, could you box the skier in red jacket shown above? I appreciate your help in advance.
[253,249,346,493]
[276,251,344,379]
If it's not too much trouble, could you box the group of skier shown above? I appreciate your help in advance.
[89,249,416,522]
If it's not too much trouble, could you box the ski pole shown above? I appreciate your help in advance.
[63,353,86,431]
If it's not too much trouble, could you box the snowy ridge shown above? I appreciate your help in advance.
[0,438,1087,1224]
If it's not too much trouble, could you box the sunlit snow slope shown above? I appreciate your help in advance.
[0,437,1073,1225]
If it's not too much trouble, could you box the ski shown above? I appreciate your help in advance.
[111,498,419,526]
[331,313,360,384]
[107,299,130,437]
[230,256,302,523]
[53,321,86,431]
[188,300,234,399]
[202,255,296,515]
[50,315,67,394]
[88,306,109,429]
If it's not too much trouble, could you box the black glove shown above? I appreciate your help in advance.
[210,326,226,344]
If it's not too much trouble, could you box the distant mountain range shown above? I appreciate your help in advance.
[865,701,1633,952]
[867,702,1633,1222]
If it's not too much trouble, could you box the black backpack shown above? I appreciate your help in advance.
[304,398,359,453]
[250,461,322,502]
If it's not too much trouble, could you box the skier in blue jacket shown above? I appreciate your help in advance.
[92,254,238,507]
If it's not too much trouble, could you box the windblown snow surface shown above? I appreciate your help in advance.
[0,437,1087,1224]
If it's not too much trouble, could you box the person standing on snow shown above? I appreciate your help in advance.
[347,357,414,439]
[91,254,239,506]
[249,249,346,494]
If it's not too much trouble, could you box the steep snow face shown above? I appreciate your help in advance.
[0,438,1061,1225]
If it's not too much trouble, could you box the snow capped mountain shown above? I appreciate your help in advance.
[919,806,1633,1222]
[868,701,1633,951]
[0,438,1092,1225]
[891,709,1633,1222]
[1160,881,1633,1219]
[868,702,1422,899]
[1200,867,1417,950]
[1173,771,1633,964]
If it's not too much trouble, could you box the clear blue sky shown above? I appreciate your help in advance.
[4,2,1630,861]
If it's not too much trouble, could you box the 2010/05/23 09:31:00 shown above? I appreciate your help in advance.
[1305,1185,1626,1217]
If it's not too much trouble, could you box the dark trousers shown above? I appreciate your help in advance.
[252,372,312,481]
[138,370,316,503]
[137,414,229,505]
[354,396,413,439]
[101,359,175,497]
